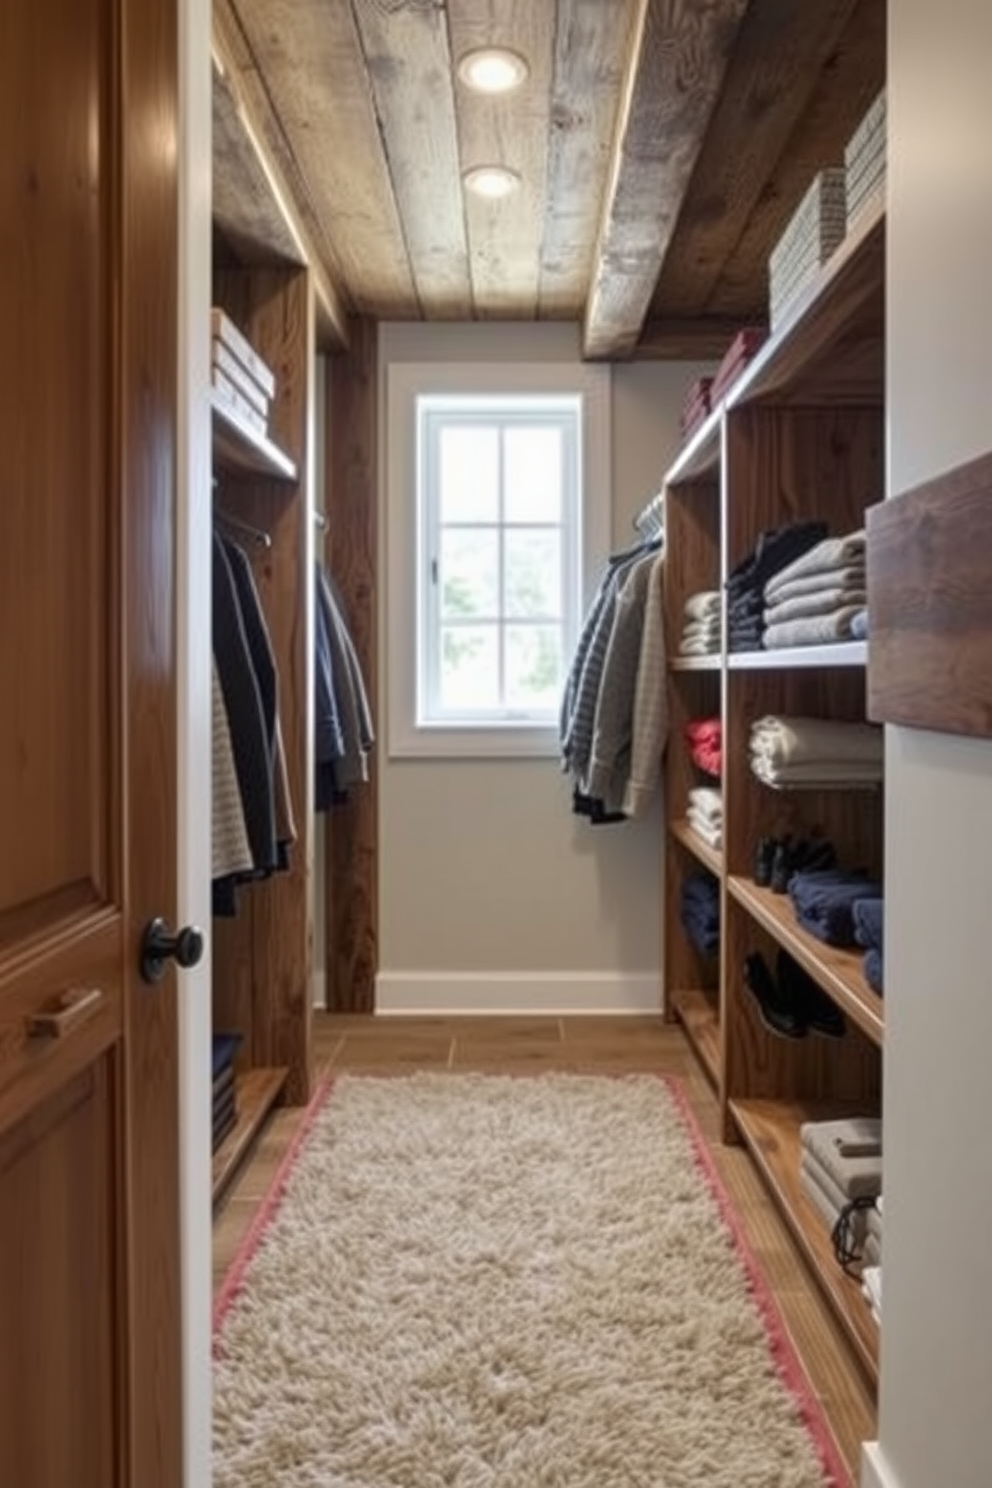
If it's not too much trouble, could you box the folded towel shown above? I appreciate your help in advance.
[790,869,883,947]
[866,1204,883,1245]
[684,590,721,620]
[853,897,884,951]
[764,531,867,600]
[765,564,866,607]
[800,1154,873,1242]
[751,758,884,788]
[750,716,884,769]
[863,1233,882,1268]
[801,1119,884,1198]
[862,1264,882,1317]
[687,786,722,821]
[850,607,868,639]
[763,607,865,649]
[679,635,721,656]
[764,587,868,626]
[687,810,722,849]
[800,1161,847,1239]
[682,617,721,638]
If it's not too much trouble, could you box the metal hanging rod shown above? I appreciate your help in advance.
[214,507,272,550]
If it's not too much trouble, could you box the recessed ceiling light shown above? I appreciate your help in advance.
[457,47,529,94]
[463,165,521,200]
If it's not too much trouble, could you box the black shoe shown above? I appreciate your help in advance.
[753,836,777,887]
[770,838,795,894]
[792,836,837,874]
[777,950,846,1038]
[743,951,807,1039]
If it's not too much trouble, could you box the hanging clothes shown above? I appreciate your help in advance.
[314,563,375,810]
[559,539,667,823]
[211,532,296,914]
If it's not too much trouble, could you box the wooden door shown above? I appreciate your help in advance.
[0,0,183,1483]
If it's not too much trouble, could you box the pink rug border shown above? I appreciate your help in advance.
[212,1076,333,1343]
[212,1071,851,1486]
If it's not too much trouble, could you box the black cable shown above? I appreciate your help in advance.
[830,1195,880,1275]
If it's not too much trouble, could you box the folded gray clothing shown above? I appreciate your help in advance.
[827,1115,882,1156]
[764,564,866,606]
[751,758,884,787]
[764,531,867,600]
[851,607,868,639]
[864,1233,882,1268]
[801,1120,883,1198]
[684,590,721,621]
[764,587,867,626]
[800,1156,871,1245]
[763,607,864,648]
[800,1163,856,1242]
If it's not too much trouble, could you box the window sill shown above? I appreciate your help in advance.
[389,723,560,760]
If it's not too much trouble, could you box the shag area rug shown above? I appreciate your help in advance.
[214,1074,847,1488]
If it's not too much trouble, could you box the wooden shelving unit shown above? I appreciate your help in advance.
[661,202,886,1385]
[211,1067,289,1205]
[669,818,723,878]
[671,988,721,1090]
[212,392,298,481]
[730,1097,880,1384]
[729,877,884,1045]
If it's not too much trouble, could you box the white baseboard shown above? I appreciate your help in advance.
[861,1442,904,1488]
[374,971,661,1016]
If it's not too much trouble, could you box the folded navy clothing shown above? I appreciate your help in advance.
[680,871,720,956]
[788,868,883,948]
[726,522,829,601]
[853,896,884,951]
[864,948,884,995]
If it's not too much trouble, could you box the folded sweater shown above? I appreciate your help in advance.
[750,715,884,769]
[764,531,867,600]
[763,607,865,649]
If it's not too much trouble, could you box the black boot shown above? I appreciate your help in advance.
[753,836,777,887]
[777,950,846,1038]
[743,951,807,1038]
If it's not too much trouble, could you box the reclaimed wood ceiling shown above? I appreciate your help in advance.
[212,0,885,360]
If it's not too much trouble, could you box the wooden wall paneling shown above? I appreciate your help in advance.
[325,318,379,1013]
[867,448,992,737]
[662,478,722,651]
[211,266,314,1104]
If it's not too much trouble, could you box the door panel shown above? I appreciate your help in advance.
[0,1064,117,1488]
[0,0,182,1479]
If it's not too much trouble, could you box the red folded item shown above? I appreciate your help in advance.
[711,327,767,403]
[685,717,722,776]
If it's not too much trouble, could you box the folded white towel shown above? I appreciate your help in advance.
[687,786,722,821]
[750,716,884,768]
[765,531,867,600]
[686,809,722,849]
[681,618,721,642]
[684,590,721,620]
[679,635,721,656]
[862,1265,882,1317]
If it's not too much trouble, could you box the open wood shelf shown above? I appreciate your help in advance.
[728,876,884,1046]
[671,988,721,1090]
[211,1066,289,1206]
[730,1097,880,1385]
[670,654,722,672]
[212,392,298,481]
[728,201,885,409]
[728,641,867,670]
[666,405,723,484]
[669,818,723,877]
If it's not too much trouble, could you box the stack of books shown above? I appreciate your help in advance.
[710,326,767,403]
[679,376,713,441]
[212,1032,242,1153]
[768,168,847,330]
[210,308,277,442]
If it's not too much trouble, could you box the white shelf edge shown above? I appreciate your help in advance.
[728,641,867,670]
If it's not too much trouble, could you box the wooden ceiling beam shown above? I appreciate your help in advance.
[349,0,470,319]
[212,4,350,350]
[650,0,865,319]
[582,0,749,362]
[634,316,754,361]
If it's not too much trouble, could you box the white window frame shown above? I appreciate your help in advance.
[386,361,611,759]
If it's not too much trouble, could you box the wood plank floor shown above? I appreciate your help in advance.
[213,1015,876,1479]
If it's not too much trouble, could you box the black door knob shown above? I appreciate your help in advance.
[140,916,205,985]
